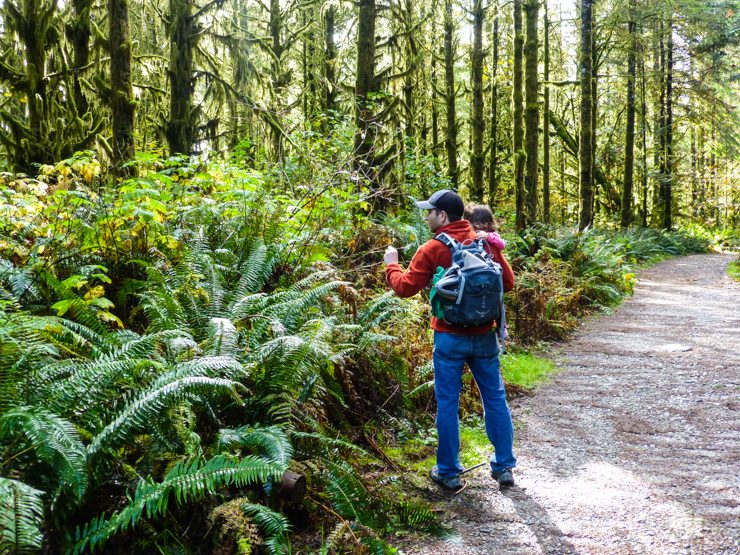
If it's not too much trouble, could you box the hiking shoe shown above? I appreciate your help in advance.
[491,468,515,488]
[430,465,464,491]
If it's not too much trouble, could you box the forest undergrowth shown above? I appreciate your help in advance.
[0,149,733,554]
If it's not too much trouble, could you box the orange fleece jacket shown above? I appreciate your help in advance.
[385,219,515,335]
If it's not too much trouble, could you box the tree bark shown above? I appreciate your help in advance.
[542,0,550,224]
[524,0,539,226]
[109,0,136,174]
[470,0,485,200]
[324,5,337,112]
[662,17,673,230]
[68,0,91,116]
[640,39,649,227]
[403,0,417,141]
[513,0,525,230]
[488,0,500,205]
[167,0,195,156]
[354,0,377,185]
[431,0,440,160]
[444,0,458,186]
[270,0,285,160]
[578,0,594,231]
[620,0,637,229]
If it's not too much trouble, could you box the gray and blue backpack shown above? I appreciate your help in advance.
[431,233,505,331]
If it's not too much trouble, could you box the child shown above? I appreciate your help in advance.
[463,203,509,348]
[464,204,506,250]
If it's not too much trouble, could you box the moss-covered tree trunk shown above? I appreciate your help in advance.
[640,41,649,227]
[469,0,484,200]
[578,0,594,231]
[542,0,550,224]
[513,0,525,230]
[662,17,673,230]
[324,5,337,113]
[523,0,539,226]
[402,0,417,141]
[167,0,195,155]
[444,0,458,187]
[620,0,637,229]
[488,0,500,205]
[109,0,136,174]
[68,0,91,116]
[431,0,441,161]
[269,0,285,160]
[354,0,377,184]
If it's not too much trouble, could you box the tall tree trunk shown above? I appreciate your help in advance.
[542,0,550,224]
[523,0,539,226]
[403,0,417,141]
[68,0,91,116]
[470,0,485,200]
[690,124,697,218]
[620,0,637,228]
[444,0,458,186]
[109,0,136,173]
[662,17,673,230]
[513,0,525,230]
[590,34,599,217]
[431,0,441,162]
[302,10,317,123]
[324,5,337,113]
[698,126,706,219]
[270,0,285,160]
[167,0,195,155]
[488,0,500,205]
[578,0,594,230]
[640,40,649,227]
[354,0,377,185]
[656,21,666,225]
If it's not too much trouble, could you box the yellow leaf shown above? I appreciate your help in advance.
[84,285,105,300]
[81,166,95,183]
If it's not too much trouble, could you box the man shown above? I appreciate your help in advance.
[383,189,517,491]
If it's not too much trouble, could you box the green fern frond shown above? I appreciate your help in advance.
[356,291,409,329]
[207,317,240,357]
[229,241,273,301]
[151,356,249,388]
[324,461,384,530]
[229,292,270,321]
[240,502,290,555]
[87,376,243,457]
[43,274,113,339]
[0,477,44,554]
[0,407,87,504]
[290,432,366,459]
[72,455,283,554]
[213,425,292,465]
[396,499,444,533]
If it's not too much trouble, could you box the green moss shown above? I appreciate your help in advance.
[728,260,740,282]
[501,352,557,389]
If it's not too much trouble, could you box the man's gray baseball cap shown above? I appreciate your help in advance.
[415,189,465,218]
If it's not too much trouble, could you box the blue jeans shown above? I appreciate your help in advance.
[433,330,516,476]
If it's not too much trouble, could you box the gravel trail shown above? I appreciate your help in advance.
[402,253,739,555]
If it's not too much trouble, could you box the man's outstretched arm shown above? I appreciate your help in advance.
[384,245,436,298]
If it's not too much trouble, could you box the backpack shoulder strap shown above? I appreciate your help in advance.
[434,233,458,251]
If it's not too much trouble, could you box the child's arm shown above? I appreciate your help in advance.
[486,232,506,250]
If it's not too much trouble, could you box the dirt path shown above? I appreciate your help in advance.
[402,253,739,555]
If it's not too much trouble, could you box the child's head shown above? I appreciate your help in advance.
[464,204,496,232]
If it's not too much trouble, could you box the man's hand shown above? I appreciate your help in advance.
[384,245,398,265]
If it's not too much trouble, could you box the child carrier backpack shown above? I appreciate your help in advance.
[431,233,504,330]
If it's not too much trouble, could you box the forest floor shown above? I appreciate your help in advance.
[400,253,739,555]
